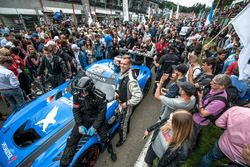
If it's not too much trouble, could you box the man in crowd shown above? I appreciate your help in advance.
[192,74,231,148]
[38,46,67,88]
[154,73,196,120]
[1,33,11,47]
[199,106,250,167]
[0,56,25,113]
[46,40,73,78]
[114,55,143,147]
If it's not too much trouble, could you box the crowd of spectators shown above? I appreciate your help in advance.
[219,0,249,18]
[0,3,250,166]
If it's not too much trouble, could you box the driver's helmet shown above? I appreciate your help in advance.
[70,76,95,95]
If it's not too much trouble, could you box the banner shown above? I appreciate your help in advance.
[123,0,129,21]
[176,3,179,19]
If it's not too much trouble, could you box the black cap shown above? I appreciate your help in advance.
[178,81,196,97]
[95,33,100,38]
[4,33,9,37]
[173,64,188,75]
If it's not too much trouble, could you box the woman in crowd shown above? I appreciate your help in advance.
[84,38,95,64]
[9,47,31,96]
[24,45,40,82]
[144,109,194,167]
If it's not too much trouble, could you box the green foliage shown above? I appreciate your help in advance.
[182,125,227,167]
[162,1,208,14]
[214,0,234,8]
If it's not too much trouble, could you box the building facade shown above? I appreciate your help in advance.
[0,0,162,30]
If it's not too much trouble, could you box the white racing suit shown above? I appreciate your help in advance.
[116,69,143,142]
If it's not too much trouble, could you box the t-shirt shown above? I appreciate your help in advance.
[193,90,227,126]
[104,35,113,50]
[158,54,179,74]
[152,128,173,158]
[160,96,196,120]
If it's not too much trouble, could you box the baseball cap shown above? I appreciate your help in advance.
[178,81,196,97]
[71,44,80,50]
[95,33,100,38]
[53,36,59,41]
[31,32,39,38]
[4,33,9,37]
[45,40,56,47]
[173,64,188,75]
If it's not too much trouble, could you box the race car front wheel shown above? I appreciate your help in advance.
[75,145,100,167]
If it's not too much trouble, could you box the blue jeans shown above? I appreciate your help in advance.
[198,141,225,167]
[0,87,25,112]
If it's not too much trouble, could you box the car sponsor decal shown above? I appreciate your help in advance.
[86,71,107,82]
[1,142,13,160]
[8,155,17,165]
[35,106,58,132]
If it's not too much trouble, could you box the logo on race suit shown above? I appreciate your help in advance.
[35,106,58,132]
[1,142,13,160]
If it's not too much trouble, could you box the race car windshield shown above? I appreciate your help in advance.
[94,80,115,102]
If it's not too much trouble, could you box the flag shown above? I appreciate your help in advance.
[176,3,179,19]
[205,1,214,26]
[238,43,250,80]
[198,10,202,19]
[148,6,151,19]
[88,13,93,26]
[231,4,250,80]
[231,4,250,46]
[170,8,173,19]
[142,15,146,24]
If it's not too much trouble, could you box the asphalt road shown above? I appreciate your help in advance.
[95,77,161,167]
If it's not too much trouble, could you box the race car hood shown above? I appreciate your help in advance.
[0,83,74,167]
[86,60,118,84]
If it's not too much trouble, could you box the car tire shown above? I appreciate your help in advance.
[75,145,100,167]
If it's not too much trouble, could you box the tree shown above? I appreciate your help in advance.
[214,0,234,8]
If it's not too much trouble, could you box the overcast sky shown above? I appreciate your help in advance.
[167,0,214,7]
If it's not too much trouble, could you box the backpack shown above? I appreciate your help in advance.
[202,86,239,123]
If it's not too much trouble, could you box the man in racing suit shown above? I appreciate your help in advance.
[60,76,117,166]
[114,55,143,147]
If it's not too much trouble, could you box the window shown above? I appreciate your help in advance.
[14,122,41,148]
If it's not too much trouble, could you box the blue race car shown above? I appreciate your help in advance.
[0,59,152,167]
